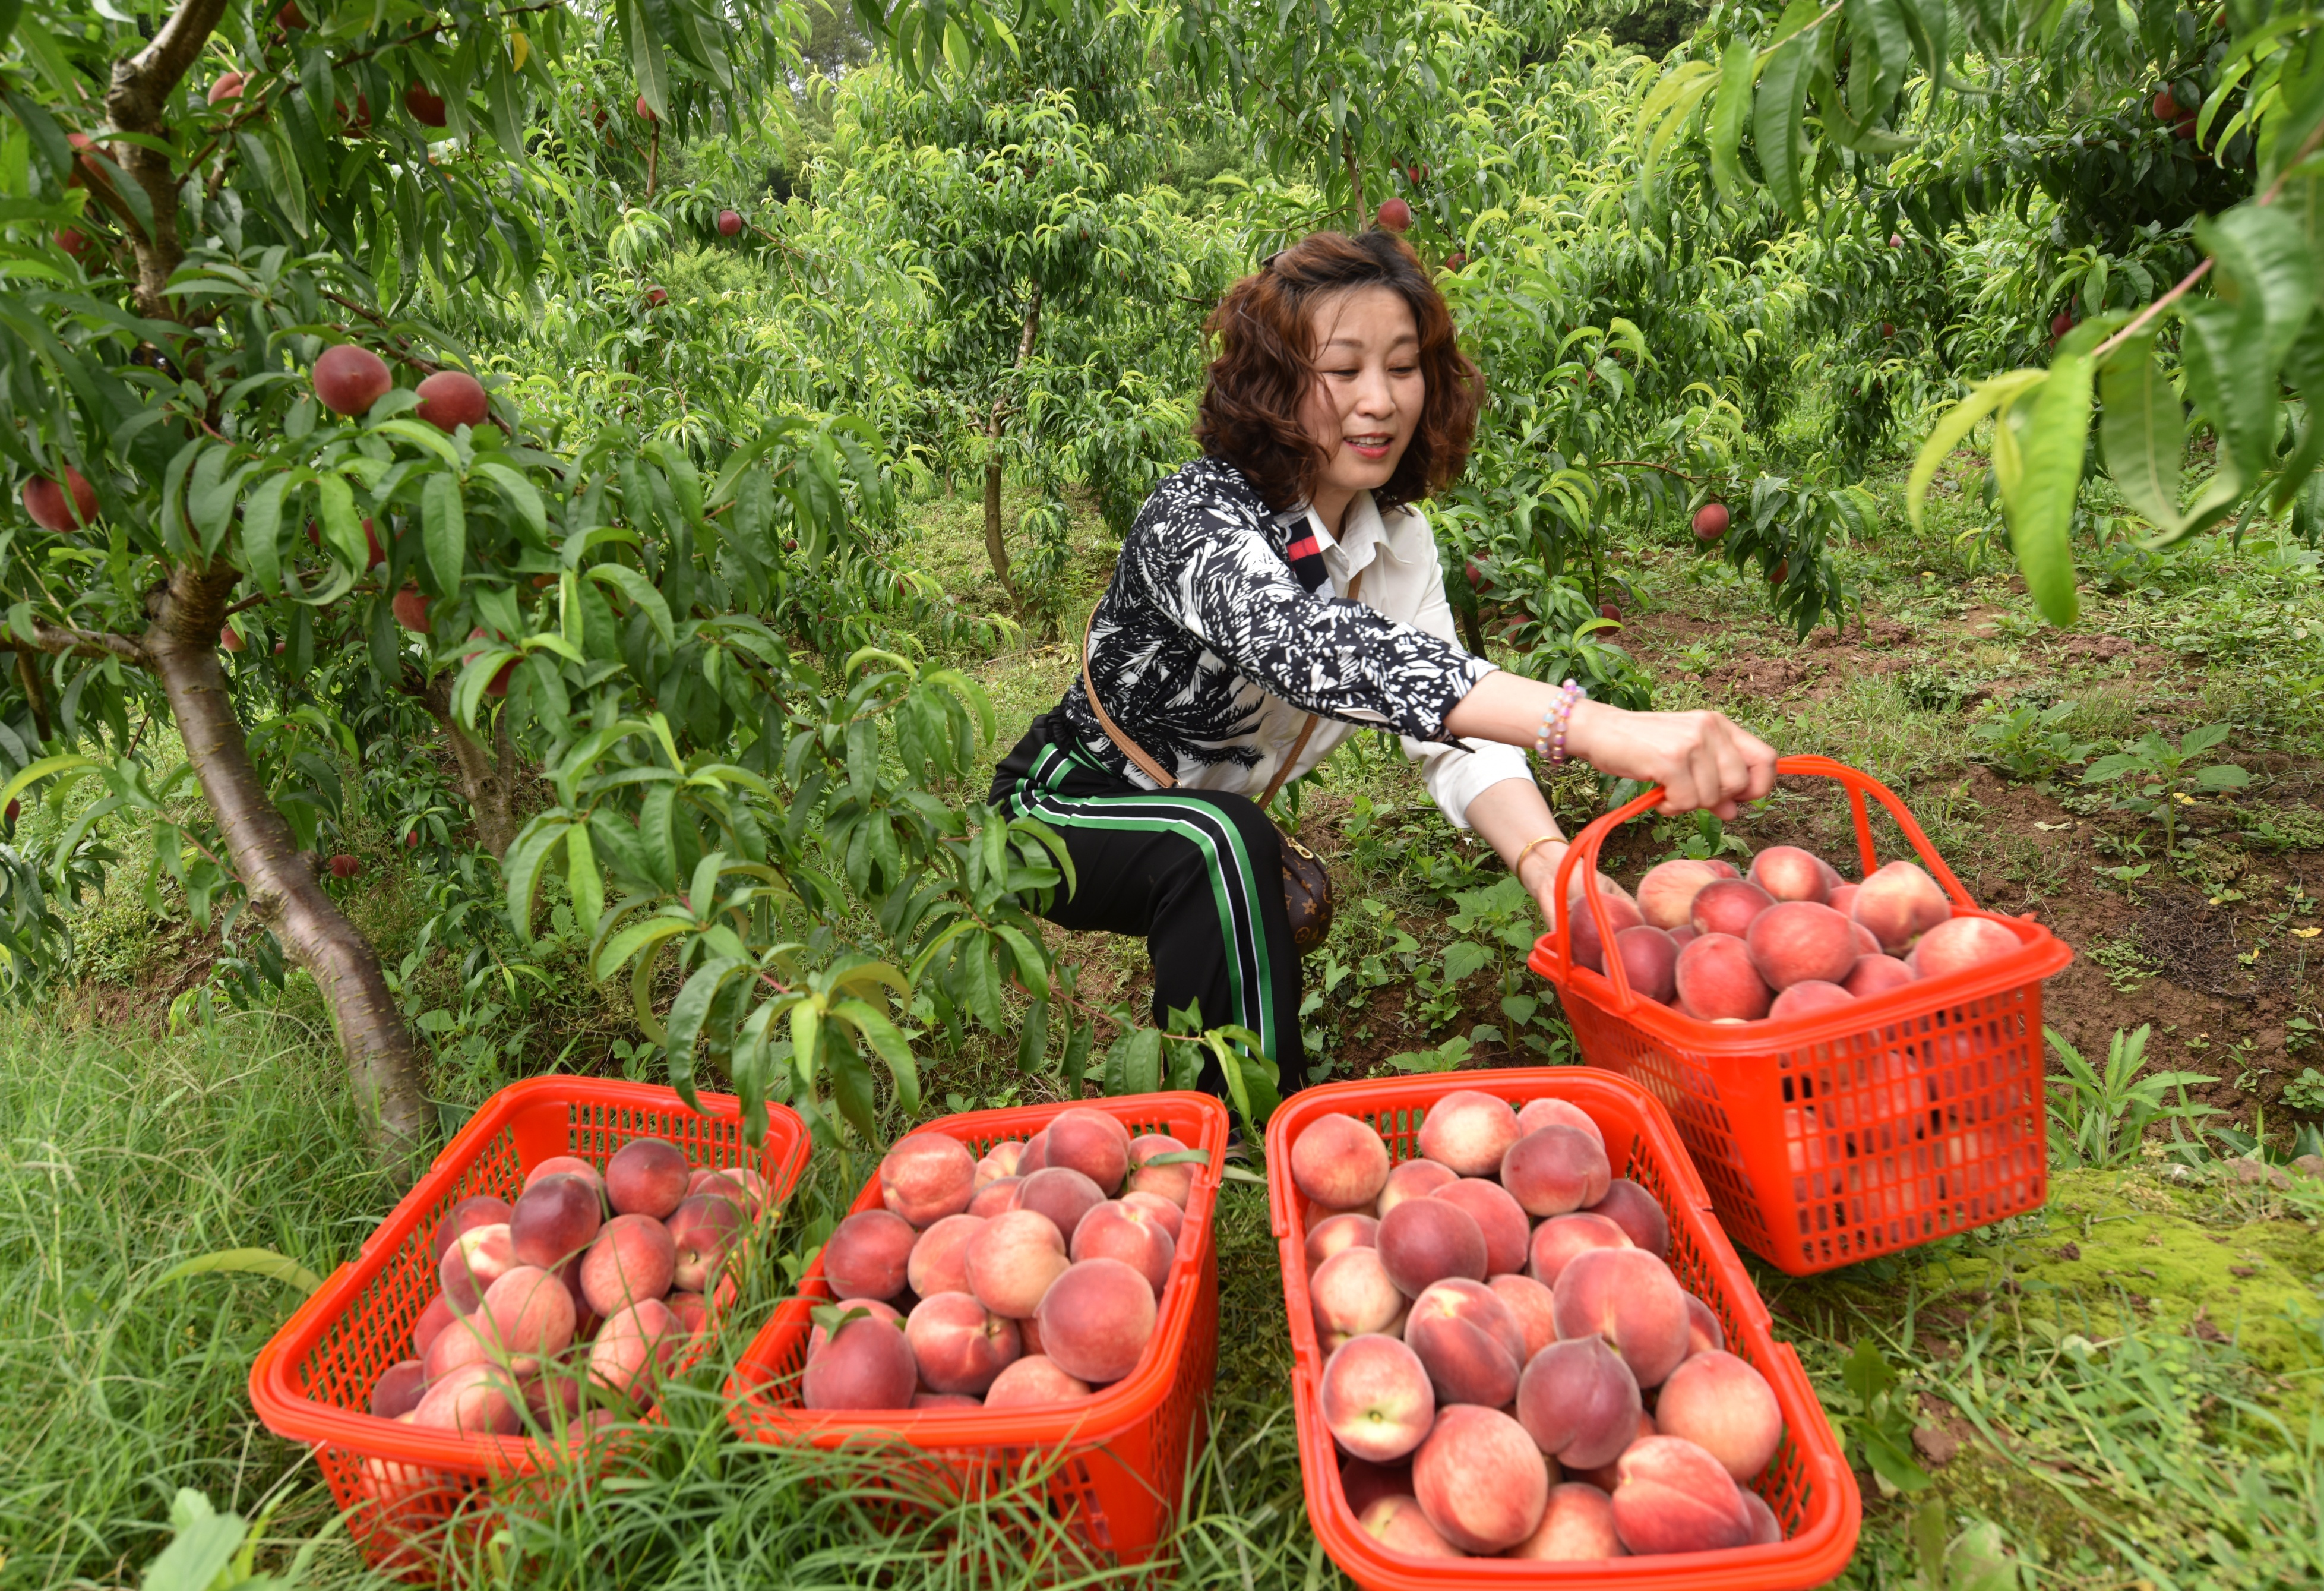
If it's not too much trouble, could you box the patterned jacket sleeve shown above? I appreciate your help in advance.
[1133,491,1494,744]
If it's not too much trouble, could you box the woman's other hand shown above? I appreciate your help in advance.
[1565,701,1776,819]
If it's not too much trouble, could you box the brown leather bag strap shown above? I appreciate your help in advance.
[1082,601,1177,788]
[1260,567,1364,810]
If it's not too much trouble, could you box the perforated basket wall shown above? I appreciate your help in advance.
[249,1078,812,1580]
[1529,756,2072,1276]
[725,1092,1228,1567]
[1269,1069,1860,1591]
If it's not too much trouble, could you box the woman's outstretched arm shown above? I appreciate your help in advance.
[1443,671,1778,818]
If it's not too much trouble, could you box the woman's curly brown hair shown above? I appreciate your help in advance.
[1194,230,1482,514]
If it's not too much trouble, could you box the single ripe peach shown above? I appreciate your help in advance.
[1553,1247,1692,1388]
[579,1213,677,1317]
[1612,925,1680,1003]
[1416,1090,1522,1176]
[413,369,488,431]
[1311,1244,1408,1347]
[982,1353,1093,1407]
[1292,1112,1392,1211]
[1851,921,1882,958]
[1769,979,1856,1021]
[1428,1178,1529,1277]
[1568,1409,1656,1492]
[439,1223,517,1314]
[1017,1129,1051,1173]
[963,1207,1069,1318]
[880,1132,978,1227]
[1567,888,1646,974]
[975,1139,1026,1189]
[1124,1132,1198,1207]
[1908,915,2019,980]
[1741,1488,1785,1545]
[1636,858,1726,932]
[604,1137,691,1219]
[905,1291,1022,1396]
[1852,858,1952,952]
[968,1178,1022,1218]
[1690,877,1775,938]
[1070,1199,1176,1297]
[1515,1097,1604,1148]
[1123,1189,1184,1242]
[1413,1405,1550,1554]
[1828,882,1860,917]
[1654,1349,1784,1480]
[666,1290,713,1337]
[1358,1494,1462,1557]
[1527,1211,1633,1286]
[804,1296,903,1362]
[1488,1273,1558,1360]
[423,1311,495,1381]
[412,1361,522,1435]
[1748,845,1831,904]
[432,1194,515,1262]
[1668,924,1698,948]
[1017,1166,1105,1243]
[801,1302,915,1410]
[1674,932,1773,1021]
[476,1264,578,1373]
[412,1292,455,1358]
[906,1214,985,1299]
[1036,1257,1158,1384]
[1610,1436,1753,1554]
[312,343,393,416]
[510,1173,603,1270]
[524,1156,603,1197]
[1584,1179,1670,1259]
[823,1209,916,1301]
[1375,1158,1458,1217]
[1845,954,1918,997]
[665,1192,744,1293]
[912,1391,983,1409]
[1403,1277,1525,1407]
[1516,1334,1642,1466]
[1500,1125,1611,1218]
[1684,1292,1726,1358]
[369,1359,429,1419]
[1746,901,1858,990]
[1377,1195,1487,1297]
[1044,1107,1131,1195]
[1320,1333,1436,1463]
[1509,1482,1625,1560]
[1340,1456,1415,1519]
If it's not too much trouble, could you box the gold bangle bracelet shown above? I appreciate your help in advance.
[1513,834,1564,871]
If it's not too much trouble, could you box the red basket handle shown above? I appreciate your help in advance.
[1550,755,1980,1014]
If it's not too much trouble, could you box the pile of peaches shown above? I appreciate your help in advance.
[1298,1093,1785,1561]
[368,1139,769,1438]
[801,1109,1203,1410]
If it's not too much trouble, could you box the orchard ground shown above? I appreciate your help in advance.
[8,448,2323,1587]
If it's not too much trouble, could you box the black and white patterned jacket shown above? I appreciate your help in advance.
[1053,455,1531,827]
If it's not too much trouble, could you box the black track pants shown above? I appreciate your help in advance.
[991,717,1305,1100]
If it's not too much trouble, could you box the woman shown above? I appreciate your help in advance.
[990,229,1777,1098]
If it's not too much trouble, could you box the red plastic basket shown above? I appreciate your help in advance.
[1269,1068,1860,1591]
[1528,755,2073,1275]
[249,1077,811,1577]
[725,1092,1228,1567]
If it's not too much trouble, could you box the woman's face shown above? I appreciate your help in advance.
[1297,285,1425,516]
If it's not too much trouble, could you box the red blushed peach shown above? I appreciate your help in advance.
[1358,1495,1463,1558]
[1036,1257,1158,1384]
[1613,926,1680,1003]
[370,1359,429,1419]
[801,1303,916,1410]
[413,1292,455,1358]
[1741,1489,1784,1545]
[964,1208,1069,1318]
[907,1214,985,1298]
[1292,1112,1393,1211]
[604,1138,691,1220]
[1019,1312,1045,1357]
[1684,1292,1725,1357]
[1637,858,1726,932]
[1852,858,1951,952]
[523,1365,587,1430]
[412,1362,523,1435]
[1567,888,1645,975]
[1376,1158,1459,1217]
[1570,1410,1657,1492]
[1017,1166,1105,1244]
[1413,1405,1550,1554]
[1123,1189,1185,1243]
[687,1167,743,1203]
[440,1224,517,1314]
[1070,1200,1176,1297]
[1827,883,1859,918]
[1654,1350,1784,1480]
[1377,1196,1487,1297]
[983,1353,1091,1407]
[510,1175,603,1271]
[805,1296,903,1362]
[1044,1107,1131,1195]
[1416,1090,1522,1177]
[1125,1132,1198,1207]
[1845,953,1917,997]
[1527,1212,1633,1286]
[1748,845,1830,904]
[525,1156,602,1195]
[666,1193,744,1293]
[579,1214,677,1317]
[1017,1130,1051,1172]
[1769,979,1855,1020]
[975,1140,1025,1189]
[1674,932,1773,1021]
[969,1178,1022,1218]
[1851,921,1881,958]
[423,1313,494,1381]
[1340,1456,1414,1517]
[1515,1097,1604,1150]
[1552,1248,1691,1389]
[1908,915,2019,980]
[1611,1436,1753,1554]
[1429,1178,1529,1277]
[667,1290,713,1337]
[1516,1334,1642,1466]
[913,1391,983,1409]
[1403,1277,1525,1407]
[1320,1333,1436,1463]
[1746,901,1858,990]
[433,1195,514,1262]
[1307,1211,1380,1272]
[1509,1482,1624,1560]
[905,1292,1022,1395]
[1668,924,1699,948]
[1311,1245,1409,1347]
[880,1132,978,1227]
[479,1264,578,1373]
[1585,1179,1670,1259]
[1690,878,1774,939]
[823,1209,916,1301]
[1501,1125,1611,1218]
[1488,1273,1557,1361]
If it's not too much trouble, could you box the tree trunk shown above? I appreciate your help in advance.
[415,673,527,860]
[147,563,431,1175]
[982,285,1044,598]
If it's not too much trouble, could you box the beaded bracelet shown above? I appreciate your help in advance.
[1532,680,1588,764]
